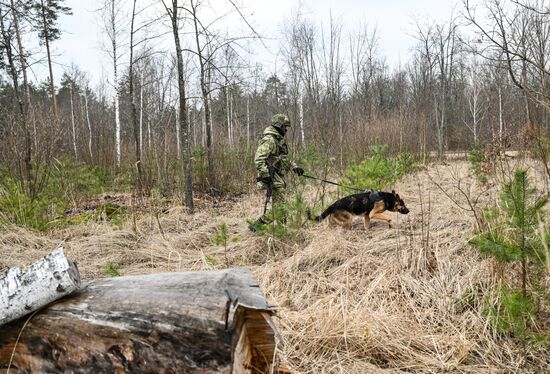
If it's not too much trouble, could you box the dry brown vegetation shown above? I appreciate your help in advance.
[1,159,550,373]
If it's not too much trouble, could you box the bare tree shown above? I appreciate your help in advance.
[162,0,193,212]
[320,14,344,162]
[463,55,487,145]
[464,0,550,111]
[101,0,123,172]
[128,0,142,188]
[9,0,33,193]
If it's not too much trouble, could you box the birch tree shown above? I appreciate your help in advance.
[101,0,123,172]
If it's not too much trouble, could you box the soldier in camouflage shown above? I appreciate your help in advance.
[249,114,304,230]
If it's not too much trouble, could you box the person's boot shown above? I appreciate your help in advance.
[248,217,266,232]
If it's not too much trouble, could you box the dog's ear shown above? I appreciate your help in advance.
[392,190,396,195]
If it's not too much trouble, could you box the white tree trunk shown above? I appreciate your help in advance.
[115,92,121,169]
[110,0,121,171]
[0,246,81,327]
[147,118,151,152]
[246,95,250,148]
[188,103,193,146]
[69,84,78,159]
[300,94,305,146]
[139,76,144,160]
[84,92,93,161]
[209,94,214,145]
[202,106,207,147]
[175,108,181,158]
[498,85,504,142]
[226,87,231,144]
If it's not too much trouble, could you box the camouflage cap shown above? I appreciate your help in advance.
[271,114,291,127]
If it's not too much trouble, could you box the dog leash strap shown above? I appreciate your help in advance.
[301,174,366,192]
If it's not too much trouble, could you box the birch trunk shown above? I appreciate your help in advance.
[226,86,231,144]
[498,85,504,143]
[110,0,121,172]
[0,246,80,327]
[300,94,305,146]
[175,108,181,158]
[246,96,250,148]
[69,84,78,159]
[84,93,93,161]
[139,76,144,161]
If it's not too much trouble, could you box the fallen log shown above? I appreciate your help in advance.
[0,246,81,327]
[0,268,282,373]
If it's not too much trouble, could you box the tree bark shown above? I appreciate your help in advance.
[166,0,193,212]
[108,0,122,173]
[83,92,93,161]
[0,247,81,327]
[0,269,280,373]
[10,0,32,195]
[69,83,78,159]
[129,0,142,191]
[41,0,58,118]
[191,0,214,185]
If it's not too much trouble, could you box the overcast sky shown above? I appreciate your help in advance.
[49,0,460,88]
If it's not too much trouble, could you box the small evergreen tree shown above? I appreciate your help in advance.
[469,169,549,336]
[471,169,547,295]
[211,222,238,267]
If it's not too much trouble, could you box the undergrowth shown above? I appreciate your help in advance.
[340,142,415,192]
[0,156,119,231]
[247,192,309,244]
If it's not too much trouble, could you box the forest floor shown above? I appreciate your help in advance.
[1,158,549,373]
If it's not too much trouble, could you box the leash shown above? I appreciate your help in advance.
[301,174,369,192]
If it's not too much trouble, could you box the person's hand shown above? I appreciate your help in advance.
[293,167,305,176]
[256,176,272,184]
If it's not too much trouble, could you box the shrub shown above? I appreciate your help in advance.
[340,142,415,192]
[0,156,116,231]
[295,144,329,174]
[484,286,536,336]
[50,155,114,203]
[0,177,67,231]
[468,144,489,184]
[247,192,309,243]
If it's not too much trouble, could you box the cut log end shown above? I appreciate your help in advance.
[0,268,282,373]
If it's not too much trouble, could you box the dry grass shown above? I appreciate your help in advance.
[1,159,549,373]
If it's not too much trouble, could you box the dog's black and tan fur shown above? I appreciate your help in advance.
[311,190,409,230]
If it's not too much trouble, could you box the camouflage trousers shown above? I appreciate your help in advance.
[256,183,286,224]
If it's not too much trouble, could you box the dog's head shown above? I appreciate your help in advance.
[391,190,410,214]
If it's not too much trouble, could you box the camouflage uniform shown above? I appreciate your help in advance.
[254,114,299,224]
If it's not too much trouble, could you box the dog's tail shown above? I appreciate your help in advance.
[307,206,334,223]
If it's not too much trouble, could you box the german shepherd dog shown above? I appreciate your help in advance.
[310,190,409,230]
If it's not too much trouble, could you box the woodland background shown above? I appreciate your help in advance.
[1,0,550,211]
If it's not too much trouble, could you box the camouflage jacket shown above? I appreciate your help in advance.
[254,126,295,179]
